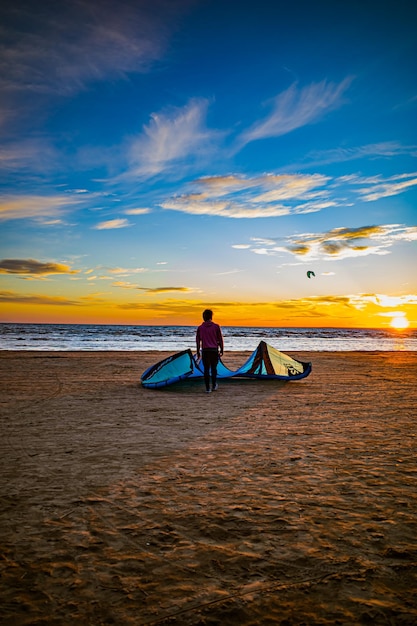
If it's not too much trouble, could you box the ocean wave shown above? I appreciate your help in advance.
[1,323,416,352]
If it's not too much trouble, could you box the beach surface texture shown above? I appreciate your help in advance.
[1,350,416,625]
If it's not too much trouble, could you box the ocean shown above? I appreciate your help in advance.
[0,323,416,352]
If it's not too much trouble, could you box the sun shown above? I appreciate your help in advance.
[390,316,409,330]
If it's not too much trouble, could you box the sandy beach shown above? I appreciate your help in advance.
[0,350,416,625]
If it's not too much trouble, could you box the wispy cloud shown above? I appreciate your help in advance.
[0,0,188,99]
[0,259,78,276]
[270,293,417,322]
[353,172,417,202]
[235,79,352,149]
[114,283,198,294]
[107,267,148,275]
[161,167,417,219]
[301,141,417,168]
[93,218,132,230]
[117,299,203,312]
[0,139,60,172]
[162,196,290,218]
[116,294,417,322]
[0,288,111,306]
[233,224,417,260]
[126,99,222,178]
[0,194,82,221]
[161,173,333,218]
[140,286,197,294]
[349,294,417,308]
[124,208,151,215]
[214,269,243,276]
[0,290,81,306]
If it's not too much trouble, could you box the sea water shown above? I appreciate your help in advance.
[0,323,416,352]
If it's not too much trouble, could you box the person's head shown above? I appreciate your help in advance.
[202,309,213,322]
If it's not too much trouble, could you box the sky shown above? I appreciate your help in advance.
[1,0,416,329]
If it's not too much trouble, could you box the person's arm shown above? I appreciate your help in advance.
[196,327,201,358]
[217,326,224,356]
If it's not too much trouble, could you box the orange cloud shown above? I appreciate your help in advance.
[0,259,78,275]
[0,291,81,306]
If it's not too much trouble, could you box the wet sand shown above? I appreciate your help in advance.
[0,350,416,625]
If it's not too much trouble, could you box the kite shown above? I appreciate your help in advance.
[307,271,315,279]
[141,341,312,389]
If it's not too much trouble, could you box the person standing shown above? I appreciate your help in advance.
[196,309,224,393]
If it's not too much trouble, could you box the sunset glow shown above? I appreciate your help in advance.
[390,316,409,330]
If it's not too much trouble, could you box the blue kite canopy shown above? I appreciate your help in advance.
[141,340,312,389]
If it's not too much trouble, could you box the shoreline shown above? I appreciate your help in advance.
[1,350,416,624]
[2,348,415,354]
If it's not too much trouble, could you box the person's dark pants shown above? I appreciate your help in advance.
[202,349,218,391]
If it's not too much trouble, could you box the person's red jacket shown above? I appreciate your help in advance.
[196,321,223,355]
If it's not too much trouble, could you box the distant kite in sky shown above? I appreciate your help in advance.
[307,271,315,279]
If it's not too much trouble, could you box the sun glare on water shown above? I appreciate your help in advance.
[390,316,409,330]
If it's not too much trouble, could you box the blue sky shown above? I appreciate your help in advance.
[1,0,416,328]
